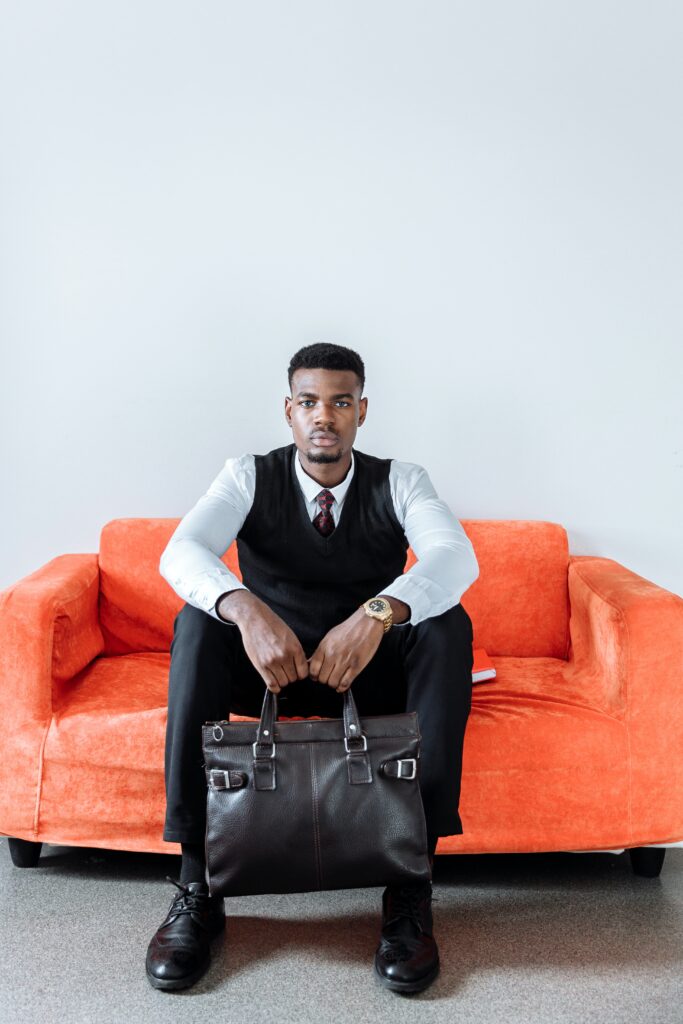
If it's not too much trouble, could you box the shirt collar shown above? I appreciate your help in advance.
[294,446,355,504]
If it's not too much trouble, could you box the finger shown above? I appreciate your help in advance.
[335,666,356,693]
[316,654,332,685]
[268,660,292,688]
[326,664,345,689]
[295,650,310,680]
[308,652,323,681]
[285,655,301,684]
[262,667,282,694]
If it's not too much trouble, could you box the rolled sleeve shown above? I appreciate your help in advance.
[380,462,480,626]
[159,455,254,623]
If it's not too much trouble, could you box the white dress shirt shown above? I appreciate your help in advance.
[159,447,479,627]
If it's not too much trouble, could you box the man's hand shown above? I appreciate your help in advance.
[308,607,385,693]
[217,591,309,694]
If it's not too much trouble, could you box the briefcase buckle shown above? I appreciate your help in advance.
[396,758,417,780]
[344,733,368,753]
[209,769,242,790]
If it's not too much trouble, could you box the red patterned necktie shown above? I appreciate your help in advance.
[313,488,336,536]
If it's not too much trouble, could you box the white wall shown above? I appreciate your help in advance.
[1,0,681,597]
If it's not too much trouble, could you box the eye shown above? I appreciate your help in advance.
[298,400,350,408]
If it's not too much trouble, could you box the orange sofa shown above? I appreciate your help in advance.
[2,518,682,878]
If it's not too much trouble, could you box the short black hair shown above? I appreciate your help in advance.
[288,342,365,397]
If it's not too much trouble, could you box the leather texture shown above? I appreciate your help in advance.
[146,877,225,990]
[374,878,440,993]
[203,686,432,897]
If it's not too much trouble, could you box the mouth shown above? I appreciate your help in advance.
[311,435,339,447]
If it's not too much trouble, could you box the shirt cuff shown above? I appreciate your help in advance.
[195,571,248,623]
[378,575,439,626]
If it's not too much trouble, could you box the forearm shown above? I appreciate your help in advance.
[216,589,267,628]
[218,591,411,632]
[377,594,411,624]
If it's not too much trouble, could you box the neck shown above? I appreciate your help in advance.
[297,450,352,488]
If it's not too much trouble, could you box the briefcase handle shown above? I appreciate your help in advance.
[253,683,366,757]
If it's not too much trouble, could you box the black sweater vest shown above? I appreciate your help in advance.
[235,442,409,651]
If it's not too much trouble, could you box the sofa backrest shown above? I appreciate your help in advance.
[458,520,570,658]
[97,518,570,658]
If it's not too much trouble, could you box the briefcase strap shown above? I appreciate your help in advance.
[208,758,417,790]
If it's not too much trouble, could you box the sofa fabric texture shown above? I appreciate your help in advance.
[1,518,681,856]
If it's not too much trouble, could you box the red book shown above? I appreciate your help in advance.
[472,647,496,684]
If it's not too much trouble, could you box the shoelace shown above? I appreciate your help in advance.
[385,881,438,924]
[379,883,439,963]
[164,875,211,924]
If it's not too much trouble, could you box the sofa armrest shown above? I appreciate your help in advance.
[0,554,104,719]
[565,555,683,735]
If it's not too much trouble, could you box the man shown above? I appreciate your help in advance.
[146,342,479,994]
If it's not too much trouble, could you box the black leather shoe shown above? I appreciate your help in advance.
[374,877,440,994]
[146,876,225,991]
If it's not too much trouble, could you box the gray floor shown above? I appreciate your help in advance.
[1,836,681,1024]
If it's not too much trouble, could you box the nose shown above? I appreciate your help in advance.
[314,408,337,430]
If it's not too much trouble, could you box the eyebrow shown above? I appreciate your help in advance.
[296,392,355,400]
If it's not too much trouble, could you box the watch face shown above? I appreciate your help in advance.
[368,599,388,613]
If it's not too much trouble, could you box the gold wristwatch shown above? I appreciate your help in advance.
[360,596,393,634]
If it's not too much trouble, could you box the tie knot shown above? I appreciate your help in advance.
[316,489,334,511]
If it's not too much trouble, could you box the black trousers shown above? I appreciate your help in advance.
[163,600,474,845]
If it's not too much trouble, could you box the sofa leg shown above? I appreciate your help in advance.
[7,837,43,867]
[628,846,666,878]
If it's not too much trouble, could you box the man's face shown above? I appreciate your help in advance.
[285,368,367,467]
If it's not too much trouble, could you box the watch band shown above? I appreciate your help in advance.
[361,597,393,633]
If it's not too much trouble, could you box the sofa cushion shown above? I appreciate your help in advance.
[98,518,242,655]
[460,520,570,657]
[37,650,626,851]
